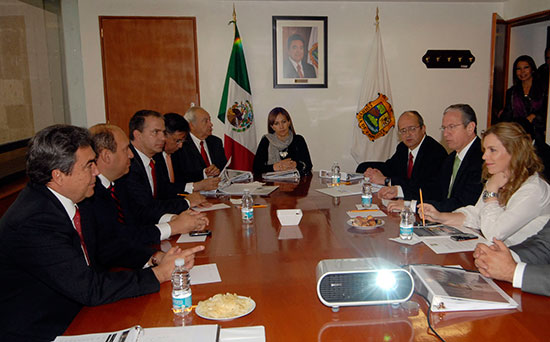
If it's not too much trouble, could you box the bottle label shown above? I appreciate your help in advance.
[173,293,192,310]
[362,196,372,206]
[242,208,253,220]
[400,225,413,236]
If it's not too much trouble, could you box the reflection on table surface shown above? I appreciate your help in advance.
[65,174,549,341]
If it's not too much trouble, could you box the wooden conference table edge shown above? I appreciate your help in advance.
[65,174,549,341]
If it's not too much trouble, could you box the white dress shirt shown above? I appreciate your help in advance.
[189,132,211,179]
[455,174,550,246]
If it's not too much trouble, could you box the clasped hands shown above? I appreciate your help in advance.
[473,238,516,283]
[274,158,296,171]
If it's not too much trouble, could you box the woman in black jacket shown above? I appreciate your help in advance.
[253,107,312,176]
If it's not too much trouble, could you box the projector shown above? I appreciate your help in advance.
[316,258,414,311]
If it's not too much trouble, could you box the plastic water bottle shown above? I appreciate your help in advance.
[241,189,254,223]
[400,201,415,240]
[172,258,192,315]
[331,162,341,185]
[362,177,373,208]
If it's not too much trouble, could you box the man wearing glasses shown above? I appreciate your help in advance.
[162,113,219,192]
[426,104,483,212]
[359,110,447,203]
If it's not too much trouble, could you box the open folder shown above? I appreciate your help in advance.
[410,265,518,312]
[54,325,266,342]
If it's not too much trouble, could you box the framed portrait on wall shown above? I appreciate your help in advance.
[272,16,327,88]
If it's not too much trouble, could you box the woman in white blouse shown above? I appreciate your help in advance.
[423,122,550,246]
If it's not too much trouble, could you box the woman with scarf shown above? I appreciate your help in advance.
[253,107,312,176]
[501,55,548,139]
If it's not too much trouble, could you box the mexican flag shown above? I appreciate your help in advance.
[218,19,256,171]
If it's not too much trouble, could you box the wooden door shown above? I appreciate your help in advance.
[99,17,200,135]
[487,13,508,127]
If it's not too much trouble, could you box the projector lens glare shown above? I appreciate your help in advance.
[376,270,396,290]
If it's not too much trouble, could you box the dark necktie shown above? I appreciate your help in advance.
[407,152,414,179]
[109,185,125,224]
[149,159,157,198]
[73,206,90,265]
[200,141,211,167]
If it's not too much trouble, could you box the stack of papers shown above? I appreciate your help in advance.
[262,169,300,181]
[220,182,278,196]
[319,170,364,182]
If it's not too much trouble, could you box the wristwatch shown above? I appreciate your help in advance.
[482,190,498,201]
[384,177,391,186]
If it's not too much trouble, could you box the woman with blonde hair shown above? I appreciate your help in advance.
[423,122,550,246]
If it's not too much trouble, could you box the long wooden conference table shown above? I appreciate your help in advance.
[65,174,548,341]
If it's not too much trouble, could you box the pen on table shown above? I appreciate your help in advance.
[419,188,426,226]
[238,204,267,208]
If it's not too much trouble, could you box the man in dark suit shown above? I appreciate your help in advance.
[120,110,206,223]
[0,125,203,341]
[172,106,227,183]
[283,33,316,79]
[358,111,447,202]
[425,104,483,212]
[163,113,219,192]
[474,218,550,296]
[89,124,208,245]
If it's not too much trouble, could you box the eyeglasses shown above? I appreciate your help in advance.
[440,123,464,132]
[398,126,421,135]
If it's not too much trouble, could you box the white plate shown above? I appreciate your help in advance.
[195,296,256,321]
[347,218,385,230]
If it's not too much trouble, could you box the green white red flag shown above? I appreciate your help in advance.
[218,17,256,171]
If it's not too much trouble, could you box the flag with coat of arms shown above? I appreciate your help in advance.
[351,9,396,163]
[218,10,256,171]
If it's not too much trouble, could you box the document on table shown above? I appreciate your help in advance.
[177,234,207,243]
[315,183,363,197]
[193,203,231,212]
[422,236,489,254]
[189,263,221,285]
[347,204,387,218]
[389,235,423,245]
[219,326,266,342]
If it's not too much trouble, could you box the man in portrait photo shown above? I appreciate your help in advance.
[283,32,317,79]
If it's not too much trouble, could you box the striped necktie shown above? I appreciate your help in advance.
[73,206,90,265]
[108,184,125,224]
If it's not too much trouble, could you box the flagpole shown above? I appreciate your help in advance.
[375,7,379,32]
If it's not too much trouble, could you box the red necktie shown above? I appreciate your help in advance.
[200,141,211,167]
[407,152,414,179]
[149,159,157,198]
[73,207,90,265]
[109,185,125,224]
[296,64,304,78]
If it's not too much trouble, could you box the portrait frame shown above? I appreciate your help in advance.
[272,16,328,88]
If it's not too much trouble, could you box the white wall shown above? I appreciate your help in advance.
[503,0,549,20]
[76,0,501,172]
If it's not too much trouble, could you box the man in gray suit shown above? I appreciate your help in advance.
[474,219,550,296]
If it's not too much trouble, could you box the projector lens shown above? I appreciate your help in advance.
[376,270,397,290]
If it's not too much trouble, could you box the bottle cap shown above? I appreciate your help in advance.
[175,258,186,267]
